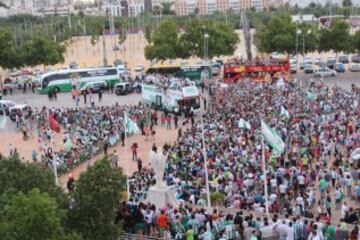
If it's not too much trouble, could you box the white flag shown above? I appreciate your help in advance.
[125,113,140,135]
[280,106,290,119]
[0,115,6,129]
[238,118,251,129]
[261,120,285,154]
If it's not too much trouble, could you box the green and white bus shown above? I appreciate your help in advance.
[37,67,120,94]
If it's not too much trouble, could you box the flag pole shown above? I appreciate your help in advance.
[200,114,211,209]
[124,111,130,201]
[52,151,59,186]
[261,135,270,218]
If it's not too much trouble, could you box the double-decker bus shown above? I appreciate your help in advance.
[37,67,120,94]
[223,58,290,83]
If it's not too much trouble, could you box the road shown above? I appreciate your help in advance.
[294,71,360,91]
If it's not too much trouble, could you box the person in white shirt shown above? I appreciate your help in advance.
[341,201,348,218]
[285,222,294,240]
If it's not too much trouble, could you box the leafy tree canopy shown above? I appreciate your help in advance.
[0,189,79,240]
[318,19,351,54]
[68,158,126,240]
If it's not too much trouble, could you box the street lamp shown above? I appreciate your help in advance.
[303,29,312,57]
[296,29,302,70]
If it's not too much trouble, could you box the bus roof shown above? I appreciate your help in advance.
[148,64,181,69]
[41,67,118,78]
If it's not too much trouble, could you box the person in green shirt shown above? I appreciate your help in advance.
[319,178,328,198]
[186,225,195,240]
[325,222,335,240]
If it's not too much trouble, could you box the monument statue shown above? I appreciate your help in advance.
[147,144,178,209]
[149,144,167,189]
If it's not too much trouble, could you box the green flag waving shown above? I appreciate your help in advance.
[307,91,317,100]
[261,120,285,154]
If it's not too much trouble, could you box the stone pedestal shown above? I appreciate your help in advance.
[146,186,179,210]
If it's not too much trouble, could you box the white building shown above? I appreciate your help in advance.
[206,0,216,14]
[102,1,125,16]
[186,0,197,15]
[252,0,262,11]
[229,0,240,13]
[126,0,144,16]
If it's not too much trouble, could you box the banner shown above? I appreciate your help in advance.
[261,120,285,154]
[238,118,251,129]
[125,113,140,135]
[49,113,60,133]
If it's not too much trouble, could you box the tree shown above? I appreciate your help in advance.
[352,30,360,53]
[254,13,296,54]
[144,23,152,43]
[0,189,78,240]
[0,28,23,69]
[297,23,319,55]
[178,19,239,59]
[68,158,126,240]
[308,2,317,8]
[0,156,65,205]
[21,35,65,66]
[161,2,175,15]
[343,0,352,18]
[318,19,351,56]
[144,19,179,61]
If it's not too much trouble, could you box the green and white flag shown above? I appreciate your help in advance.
[125,113,140,135]
[238,118,251,129]
[261,120,285,154]
[64,138,72,152]
[0,115,6,129]
[307,91,317,100]
[280,106,290,119]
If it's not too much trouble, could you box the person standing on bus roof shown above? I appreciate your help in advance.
[83,89,87,104]
[98,89,103,103]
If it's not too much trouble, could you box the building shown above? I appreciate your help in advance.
[239,0,251,10]
[175,0,187,15]
[228,0,240,12]
[128,0,145,16]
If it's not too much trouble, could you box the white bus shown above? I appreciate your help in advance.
[37,67,120,94]
[142,83,201,112]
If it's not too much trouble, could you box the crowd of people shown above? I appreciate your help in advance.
[127,79,359,238]
[118,200,359,240]
[22,103,155,174]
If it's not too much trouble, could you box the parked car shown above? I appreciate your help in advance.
[304,56,313,64]
[215,59,224,66]
[349,63,360,72]
[351,54,360,63]
[314,67,337,77]
[212,63,221,76]
[304,64,314,74]
[338,55,349,63]
[134,65,145,73]
[314,57,323,65]
[80,81,108,94]
[300,61,306,70]
[9,104,32,122]
[114,59,124,67]
[33,68,43,76]
[115,82,141,95]
[334,63,346,73]
[290,57,297,65]
[290,64,297,74]
[44,67,54,73]
[0,100,16,116]
[327,57,336,69]
[69,61,79,69]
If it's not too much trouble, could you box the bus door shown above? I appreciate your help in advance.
[155,95,162,107]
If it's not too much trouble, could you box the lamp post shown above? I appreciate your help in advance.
[296,29,301,71]
[302,29,312,57]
